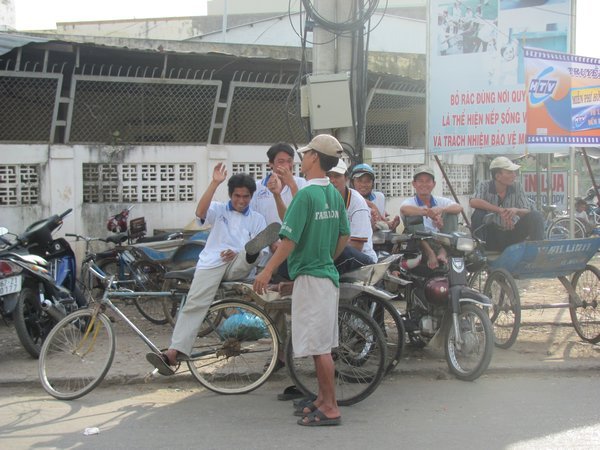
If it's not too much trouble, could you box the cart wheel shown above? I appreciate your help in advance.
[569,265,600,343]
[483,268,521,349]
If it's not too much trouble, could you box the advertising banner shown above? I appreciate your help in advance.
[521,170,567,210]
[525,48,600,146]
[428,0,572,155]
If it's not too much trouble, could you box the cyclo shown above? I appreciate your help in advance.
[38,254,401,405]
[467,233,600,348]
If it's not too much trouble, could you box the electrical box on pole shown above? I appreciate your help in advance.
[301,73,353,130]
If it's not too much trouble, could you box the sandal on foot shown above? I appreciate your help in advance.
[293,401,317,417]
[293,395,317,408]
[146,352,175,376]
[297,409,341,427]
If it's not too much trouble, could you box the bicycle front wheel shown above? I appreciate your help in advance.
[187,299,279,395]
[39,309,115,400]
[285,304,387,406]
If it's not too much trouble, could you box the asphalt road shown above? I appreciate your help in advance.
[1,373,600,449]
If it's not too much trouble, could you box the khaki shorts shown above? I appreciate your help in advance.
[291,275,339,358]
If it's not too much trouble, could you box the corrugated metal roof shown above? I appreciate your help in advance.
[0,32,51,56]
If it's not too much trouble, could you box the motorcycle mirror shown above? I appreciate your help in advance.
[0,227,7,236]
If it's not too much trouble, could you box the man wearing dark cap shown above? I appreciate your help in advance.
[254,134,350,426]
[400,165,463,269]
[470,156,544,251]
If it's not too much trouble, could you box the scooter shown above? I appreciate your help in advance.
[392,226,494,381]
[0,209,86,357]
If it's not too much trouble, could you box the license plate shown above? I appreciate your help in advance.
[0,276,22,296]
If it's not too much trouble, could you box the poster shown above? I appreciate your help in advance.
[525,48,600,145]
[428,0,572,155]
[521,170,567,209]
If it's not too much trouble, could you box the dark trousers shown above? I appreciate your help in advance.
[335,245,375,274]
[484,211,544,252]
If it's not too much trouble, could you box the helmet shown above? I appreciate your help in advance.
[350,163,375,180]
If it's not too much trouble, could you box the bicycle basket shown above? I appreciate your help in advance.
[218,310,267,341]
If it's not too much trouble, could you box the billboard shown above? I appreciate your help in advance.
[525,48,600,146]
[428,0,572,155]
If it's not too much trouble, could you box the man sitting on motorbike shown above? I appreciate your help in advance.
[350,163,400,232]
[400,165,463,270]
[327,159,377,273]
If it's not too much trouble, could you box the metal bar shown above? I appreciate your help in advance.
[581,148,600,207]
[521,303,571,310]
[434,155,470,227]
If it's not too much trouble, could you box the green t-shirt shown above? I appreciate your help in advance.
[280,181,350,286]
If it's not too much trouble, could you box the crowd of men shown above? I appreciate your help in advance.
[147,134,544,427]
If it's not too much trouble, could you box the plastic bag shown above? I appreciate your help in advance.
[218,309,267,341]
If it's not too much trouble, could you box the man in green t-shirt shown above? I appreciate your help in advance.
[253,134,350,427]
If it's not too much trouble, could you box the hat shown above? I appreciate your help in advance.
[328,159,348,175]
[489,156,520,171]
[350,163,375,179]
[413,165,435,180]
[298,134,343,158]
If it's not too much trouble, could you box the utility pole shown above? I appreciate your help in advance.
[311,0,359,161]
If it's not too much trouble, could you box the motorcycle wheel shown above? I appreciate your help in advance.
[14,286,54,358]
[351,294,405,375]
[129,261,168,325]
[483,268,521,349]
[444,303,494,381]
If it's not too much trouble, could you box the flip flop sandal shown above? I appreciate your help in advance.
[293,401,317,417]
[297,409,341,427]
[292,395,317,408]
[146,352,176,376]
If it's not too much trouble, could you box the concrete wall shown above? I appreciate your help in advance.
[1,142,473,261]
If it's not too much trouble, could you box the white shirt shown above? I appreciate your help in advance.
[366,191,386,217]
[346,188,377,263]
[400,195,458,233]
[195,201,266,270]
[250,174,307,225]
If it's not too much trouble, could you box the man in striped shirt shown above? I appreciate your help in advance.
[470,156,544,251]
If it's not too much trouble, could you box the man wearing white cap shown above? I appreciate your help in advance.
[400,165,463,269]
[470,156,544,251]
[327,159,377,272]
[253,134,349,426]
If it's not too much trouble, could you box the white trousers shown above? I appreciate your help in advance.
[169,252,255,356]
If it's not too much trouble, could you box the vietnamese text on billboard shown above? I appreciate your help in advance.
[428,0,572,155]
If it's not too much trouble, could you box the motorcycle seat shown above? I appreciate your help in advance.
[163,267,195,281]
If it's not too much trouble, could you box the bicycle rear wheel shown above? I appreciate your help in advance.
[351,294,404,374]
[285,304,387,406]
[483,268,521,349]
[130,261,168,324]
[569,265,600,343]
[187,299,279,394]
[39,309,115,400]
[547,217,586,239]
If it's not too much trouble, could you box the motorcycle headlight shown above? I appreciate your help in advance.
[456,237,475,252]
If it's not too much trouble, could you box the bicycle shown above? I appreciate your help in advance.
[39,262,387,405]
[68,232,203,325]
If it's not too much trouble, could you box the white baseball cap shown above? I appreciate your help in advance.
[327,159,348,175]
[490,156,521,171]
[298,134,343,158]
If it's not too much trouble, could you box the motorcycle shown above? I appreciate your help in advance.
[0,209,86,357]
[391,226,494,381]
[106,205,183,245]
